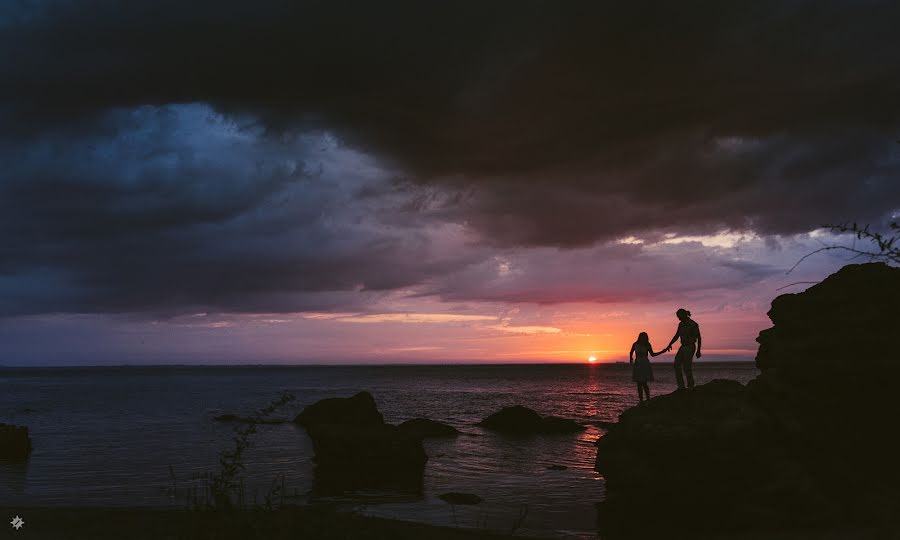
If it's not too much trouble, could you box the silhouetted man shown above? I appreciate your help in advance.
[665,308,701,389]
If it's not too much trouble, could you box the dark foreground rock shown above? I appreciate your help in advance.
[0,423,32,461]
[594,263,900,536]
[478,405,584,435]
[14,506,519,540]
[398,418,459,438]
[296,392,427,495]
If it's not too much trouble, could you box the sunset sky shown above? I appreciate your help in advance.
[1,2,898,365]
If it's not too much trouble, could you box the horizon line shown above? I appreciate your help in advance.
[0,359,758,368]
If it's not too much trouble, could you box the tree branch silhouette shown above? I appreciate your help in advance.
[787,221,899,275]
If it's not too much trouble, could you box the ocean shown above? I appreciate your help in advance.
[0,362,758,538]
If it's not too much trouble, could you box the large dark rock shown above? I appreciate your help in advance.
[595,263,900,536]
[755,262,900,385]
[0,423,32,461]
[397,418,459,438]
[308,422,427,495]
[296,392,427,495]
[478,405,584,435]
[594,380,817,533]
[294,391,384,427]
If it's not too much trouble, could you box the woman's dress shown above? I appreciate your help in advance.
[632,343,655,383]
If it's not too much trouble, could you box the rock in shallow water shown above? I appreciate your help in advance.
[308,422,427,495]
[294,391,384,428]
[478,405,584,435]
[0,423,32,461]
[397,418,459,438]
[296,392,427,495]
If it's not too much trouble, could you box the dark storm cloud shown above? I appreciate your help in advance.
[0,105,484,316]
[5,0,898,245]
[1,1,899,316]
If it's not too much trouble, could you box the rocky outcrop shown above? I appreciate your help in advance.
[397,418,459,438]
[755,262,900,382]
[296,392,427,495]
[0,423,32,461]
[594,380,812,533]
[594,263,900,536]
[478,405,584,435]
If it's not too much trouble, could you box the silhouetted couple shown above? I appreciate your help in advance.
[629,308,702,402]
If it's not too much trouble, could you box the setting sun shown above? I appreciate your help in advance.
[588,355,597,363]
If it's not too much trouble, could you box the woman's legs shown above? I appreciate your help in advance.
[636,382,645,402]
[642,382,651,400]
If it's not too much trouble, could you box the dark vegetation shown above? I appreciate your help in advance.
[172,392,296,511]
[789,221,899,275]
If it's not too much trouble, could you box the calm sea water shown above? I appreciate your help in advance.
[0,363,757,538]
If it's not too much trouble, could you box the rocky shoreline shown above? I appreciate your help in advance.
[593,263,900,536]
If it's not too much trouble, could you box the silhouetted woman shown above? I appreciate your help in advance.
[629,332,665,403]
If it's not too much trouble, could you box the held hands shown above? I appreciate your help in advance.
[696,350,702,358]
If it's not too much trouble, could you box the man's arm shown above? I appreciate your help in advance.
[695,327,702,358]
[666,331,679,350]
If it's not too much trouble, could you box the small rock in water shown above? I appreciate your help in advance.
[397,418,459,438]
[478,405,585,435]
[0,423,32,461]
[439,492,483,505]
[546,464,568,470]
